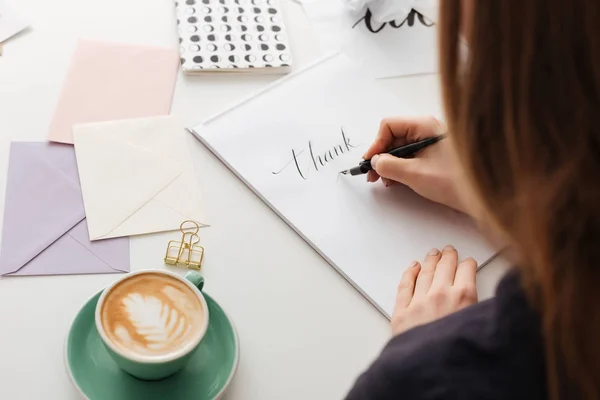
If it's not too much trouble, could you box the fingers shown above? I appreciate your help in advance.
[430,245,458,290]
[363,119,401,160]
[363,116,447,160]
[370,154,418,186]
[413,248,441,299]
[381,178,396,187]
[454,258,478,305]
[454,257,477,287]
[365,116,445,187]
[366,170,379,183]
[374,154,418,184]
[367,172,397,188]
[396,261,421,309]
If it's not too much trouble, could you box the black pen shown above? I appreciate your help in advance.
[339,134,447,176]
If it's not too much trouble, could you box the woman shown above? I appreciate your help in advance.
[346,0,599,399]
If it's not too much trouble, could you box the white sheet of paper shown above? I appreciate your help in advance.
[191,54,496,317]
[303,0,437,78]
[0,0,28,43]
[73,116,207,240]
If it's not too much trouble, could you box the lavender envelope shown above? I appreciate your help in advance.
[0,142,130,276]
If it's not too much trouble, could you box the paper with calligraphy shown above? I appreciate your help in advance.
[303,0,437,78]
[191,54,494,317]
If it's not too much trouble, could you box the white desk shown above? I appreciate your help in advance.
[0,1,509,398]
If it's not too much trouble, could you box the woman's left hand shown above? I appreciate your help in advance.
[391,245,478,336]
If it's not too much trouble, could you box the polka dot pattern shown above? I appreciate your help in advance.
[175,0,292,72]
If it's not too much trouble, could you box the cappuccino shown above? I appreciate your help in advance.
[100,272,205,358]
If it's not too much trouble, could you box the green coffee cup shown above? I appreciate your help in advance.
[94,269,209,380]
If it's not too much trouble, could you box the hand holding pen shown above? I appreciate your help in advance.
[339,134,447,176]
[349,116,470,216]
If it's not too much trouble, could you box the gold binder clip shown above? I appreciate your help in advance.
[164,220,205,270]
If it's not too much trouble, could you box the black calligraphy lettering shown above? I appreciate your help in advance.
[341,128,357,151]
[389,10,416,28]
[291,149,307,180]
[272,149,307,179]
[310,141,326,167]
[352,9,386,33]
[351,16,366,29]
[418,13,435,27]
[353,9,433,33]
[271,128,359,180]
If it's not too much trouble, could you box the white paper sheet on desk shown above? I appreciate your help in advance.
[73,115,207,241]
[302,0,437,78]
[0,0,29,43]
[190,53,496,318]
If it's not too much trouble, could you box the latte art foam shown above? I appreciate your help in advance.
[100,273,205,358]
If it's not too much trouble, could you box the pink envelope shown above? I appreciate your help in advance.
[0,142,130,276]
[47,39,180,144]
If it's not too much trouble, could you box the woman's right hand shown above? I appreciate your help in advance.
[365,116,469,215]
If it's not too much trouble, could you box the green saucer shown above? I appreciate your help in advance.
[65,290,240,400]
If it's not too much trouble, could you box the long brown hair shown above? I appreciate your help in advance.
[438,1,600,398]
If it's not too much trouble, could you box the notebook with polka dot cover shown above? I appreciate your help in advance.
[174,0,293,74]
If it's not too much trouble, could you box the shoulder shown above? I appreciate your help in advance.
[346,272,548,400]
[347,300,497,400]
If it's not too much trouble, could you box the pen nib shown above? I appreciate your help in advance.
[339,170,349,175]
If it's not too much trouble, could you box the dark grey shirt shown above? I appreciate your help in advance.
[345,272,548,399]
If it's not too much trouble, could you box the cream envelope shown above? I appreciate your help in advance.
[73,116,207,240]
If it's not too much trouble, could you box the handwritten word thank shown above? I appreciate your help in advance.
[272,128,358,180]
[352,8,434,34]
